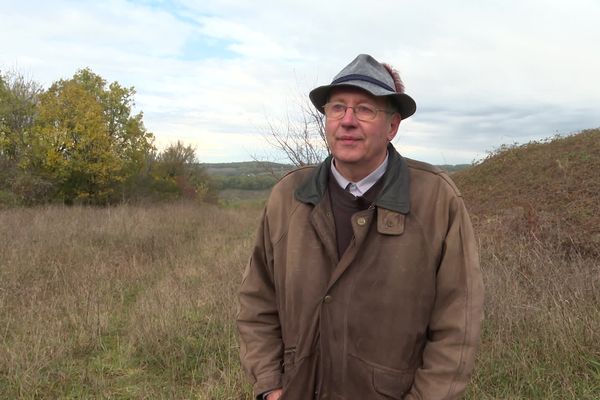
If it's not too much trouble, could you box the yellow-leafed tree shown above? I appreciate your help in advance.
[30,78,123,203]
[16,68,156,204]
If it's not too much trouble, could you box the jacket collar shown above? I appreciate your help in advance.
[294,143,411,214]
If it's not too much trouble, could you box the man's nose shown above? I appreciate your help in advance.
[340,106,358,125]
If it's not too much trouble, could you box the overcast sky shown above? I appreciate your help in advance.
[1,0,599,165]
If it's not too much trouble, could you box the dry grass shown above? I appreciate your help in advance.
[3,205,598,400]
[453,128,600,257]
[0,201,260,399]
[465,223,600,399]
[455,129,600,399]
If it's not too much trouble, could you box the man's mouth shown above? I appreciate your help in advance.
[337,136,361,143]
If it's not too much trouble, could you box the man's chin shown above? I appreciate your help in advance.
[333,156,362,165]
[331,149,363,163]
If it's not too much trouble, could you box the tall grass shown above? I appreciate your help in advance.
[0,202,258,399]
[1,201,599,398]
[465,220,600,399]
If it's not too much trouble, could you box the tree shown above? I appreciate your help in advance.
[0,71,46,205]
[20,68,156,204]
[1,68,221,205]
[71,68,155,177]
[156,140,197,178]
[263,94,329,167]
[29,79,122,203]
[0,71,42,161]
[153,141,218,203]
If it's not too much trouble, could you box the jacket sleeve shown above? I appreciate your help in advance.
[237,208,284,398]
[404,195,485,400]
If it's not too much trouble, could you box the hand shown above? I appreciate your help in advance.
[266,388,283,399]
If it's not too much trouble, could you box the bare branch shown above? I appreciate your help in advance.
[261,94,329,167]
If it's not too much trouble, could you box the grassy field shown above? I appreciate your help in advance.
[2,130,599,399]
[2,200,599,399]
[0,202,258,399]
[455,129,600,399]
[465,221,600,399]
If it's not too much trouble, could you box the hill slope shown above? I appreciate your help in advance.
[453,128,600,254]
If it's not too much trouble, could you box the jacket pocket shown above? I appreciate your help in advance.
[347,353,415,400]
[372,366,415,399]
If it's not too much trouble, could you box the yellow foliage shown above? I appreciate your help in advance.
[32,79,123,202]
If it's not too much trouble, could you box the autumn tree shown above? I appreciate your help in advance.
[153,141,217,203]
[0,71,45,204]
[0,71,42,161]
[1,68,219,206]
[17,68,156,204]
[26,79,120,203]
[71,68,154,174]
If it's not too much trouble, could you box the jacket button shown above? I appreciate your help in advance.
[357,217,367,226]
[323,295,332,303]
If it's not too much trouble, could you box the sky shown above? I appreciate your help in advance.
[1,0,599,165]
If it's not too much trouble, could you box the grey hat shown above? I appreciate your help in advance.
[309,54,416,119]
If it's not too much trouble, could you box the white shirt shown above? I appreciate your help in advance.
[330,154,389,197]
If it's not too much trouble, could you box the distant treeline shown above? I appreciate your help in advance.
[203,161,291,176]
[204,161,291,191]
[0,69,217,206]
[205,161,471,190]
[212,174,279,191]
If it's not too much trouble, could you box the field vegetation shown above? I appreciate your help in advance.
[1,129,599,398]
[0,70,217,207]
[455,129,600,399]
[0,202,257,399]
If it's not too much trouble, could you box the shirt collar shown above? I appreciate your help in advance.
[330,153,389,197]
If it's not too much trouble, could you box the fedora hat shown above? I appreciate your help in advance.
[309,54,416,119]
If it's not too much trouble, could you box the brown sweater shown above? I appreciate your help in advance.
[327,171,385,258]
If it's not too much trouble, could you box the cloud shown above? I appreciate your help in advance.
[1,0,599,164]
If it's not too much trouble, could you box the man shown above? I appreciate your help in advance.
[237,54,484,400]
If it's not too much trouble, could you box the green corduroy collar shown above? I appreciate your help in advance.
[294,143,410,214]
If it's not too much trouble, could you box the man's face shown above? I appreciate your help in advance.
[325,87,401,180]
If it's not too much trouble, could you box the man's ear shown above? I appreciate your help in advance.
[388,113,401,141]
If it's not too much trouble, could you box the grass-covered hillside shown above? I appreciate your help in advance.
[454,128,600,256]
[453,128,600,399]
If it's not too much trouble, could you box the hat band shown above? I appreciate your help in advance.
[331,74,395,93]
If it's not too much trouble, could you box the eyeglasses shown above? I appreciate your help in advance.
[323,102,394,122]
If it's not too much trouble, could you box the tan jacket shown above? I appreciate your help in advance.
[237,145,484,399]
